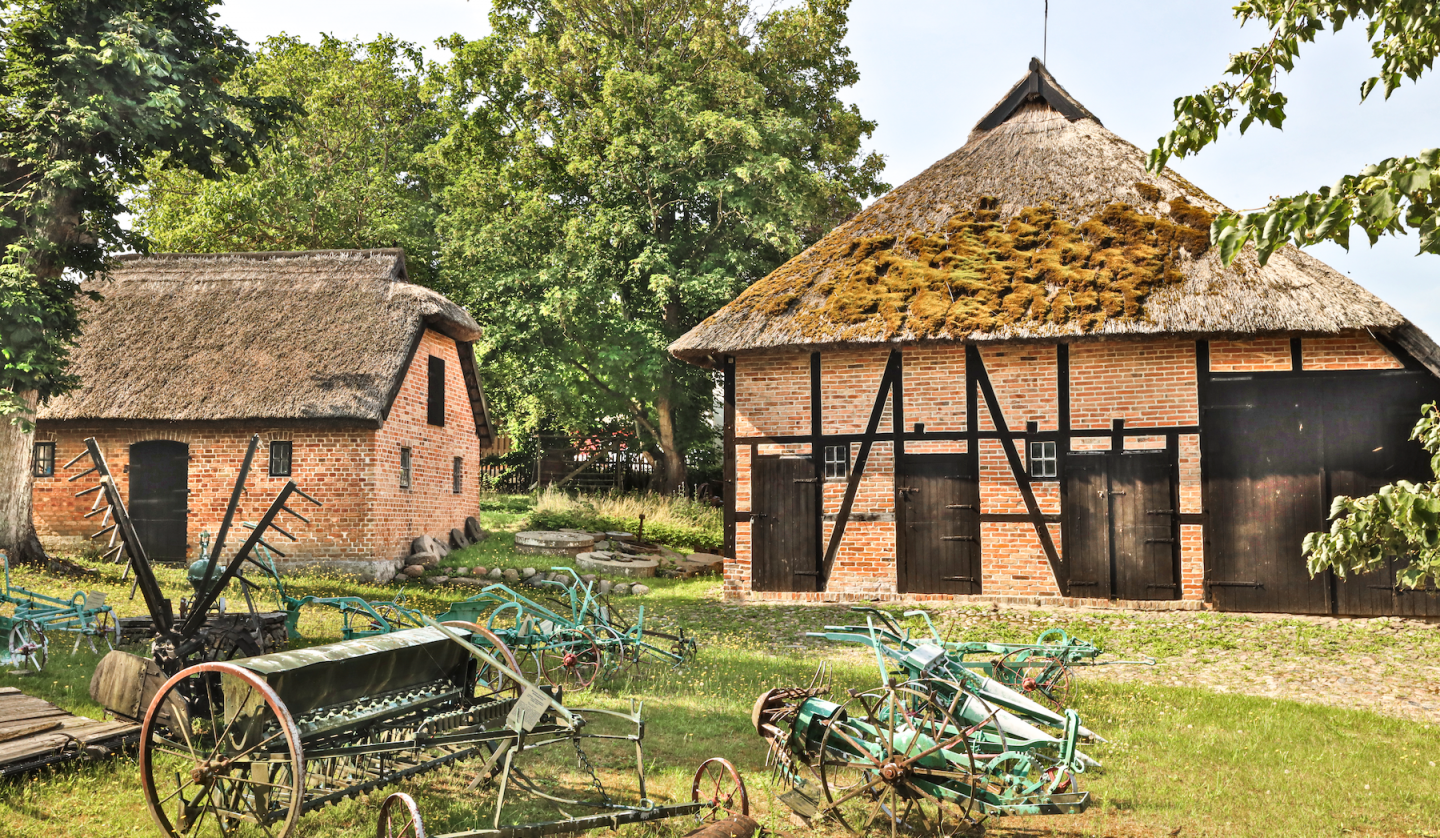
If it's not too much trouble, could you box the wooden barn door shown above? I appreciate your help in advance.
[1063,450,1176,600]
[129,440,189,562]
[751,455,818,592]
[897,454,979,594]
[1204,379,1330,613]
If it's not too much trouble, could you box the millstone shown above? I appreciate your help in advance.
[685,553,725,567]
[575,551,657,578]
[514,531,595,556]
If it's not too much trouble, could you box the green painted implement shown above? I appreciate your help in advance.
[0,551,118,669]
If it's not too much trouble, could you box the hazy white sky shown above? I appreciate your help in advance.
[216,0,1440,337]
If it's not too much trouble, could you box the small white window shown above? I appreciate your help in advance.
[824,444,850,480]
[1029,440,1057,478]
[452,457,463,494]
[400,447,413,489]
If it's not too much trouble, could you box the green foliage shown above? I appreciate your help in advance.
[432,0,886,486]
[1149,1,1440,265]
[133,35,445,283]
[0,0,294,419]
[1304,402,1440,589]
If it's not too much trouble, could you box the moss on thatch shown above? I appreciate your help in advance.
[743,196,1213,337]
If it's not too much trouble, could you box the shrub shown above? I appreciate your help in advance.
[526,488,722,552]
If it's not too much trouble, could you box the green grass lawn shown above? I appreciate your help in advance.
[3,496,1437,838]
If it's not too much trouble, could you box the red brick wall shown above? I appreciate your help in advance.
[370,329,482,562]
[33,328,480,568]
[1302,333,1402,370]
[1211,338,1291,372]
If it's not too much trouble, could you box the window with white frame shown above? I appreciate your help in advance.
[32,442,55,477]
[400,447,413,489]
[269,441,292,477]
[823,444,850,480]
[1029,440,1057,478]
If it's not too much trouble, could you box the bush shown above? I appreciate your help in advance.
[526,488,722,552]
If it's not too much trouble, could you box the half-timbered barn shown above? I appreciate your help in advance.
[30,249,493,581]
[671,60,1440,616]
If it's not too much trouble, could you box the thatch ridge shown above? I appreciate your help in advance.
[39,249,491,433]
[670,65,1432,366]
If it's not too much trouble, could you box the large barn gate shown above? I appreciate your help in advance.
[1204,367,1440,616]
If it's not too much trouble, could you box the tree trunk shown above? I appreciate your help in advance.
[655,389,687,496]
[0,390,48,565]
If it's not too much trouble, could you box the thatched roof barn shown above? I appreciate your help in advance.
[33,249,492,578]
[672,59,1440,618]
[671,58,1439,372]
[39,249,491,433]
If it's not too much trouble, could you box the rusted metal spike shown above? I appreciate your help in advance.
[291,486,322,507]
[74,484,102,497]
[268,522,297,542]
[62,449,90,470]
[66,465,98,482]
[279,505,311,524]
[90,523,117,540]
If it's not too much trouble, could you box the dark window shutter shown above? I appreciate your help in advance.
[427,356,445,426]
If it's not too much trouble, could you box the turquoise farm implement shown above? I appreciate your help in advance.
[1,551,118,665]
[437,567,698,690]
[753,669,1090,835]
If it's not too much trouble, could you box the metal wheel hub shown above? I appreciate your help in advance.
[880,759,908,782]
[189,756,231,784]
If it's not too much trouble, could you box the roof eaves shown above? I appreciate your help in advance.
[973,57,1101,132]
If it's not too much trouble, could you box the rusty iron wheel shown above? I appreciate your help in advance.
[140,661,304,838]
[818,686,978,838]
[441,621,524,697]
[375,792,427,838]
[537,627,601,692]
[691,757,749,821]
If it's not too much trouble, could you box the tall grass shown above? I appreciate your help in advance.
[527,487,722,551]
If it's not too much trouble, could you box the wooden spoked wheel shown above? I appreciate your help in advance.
[140,662,304,838]
[817,687,979,838]
[7,621,47,673]
[589,624,639,677]
[375,792,427,838]
[691,757,749,822]
[441,621,523,698]
[538,628,602,692]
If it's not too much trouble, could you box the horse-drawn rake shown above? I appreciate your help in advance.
[136,618,747,838]
[437,568,699,691]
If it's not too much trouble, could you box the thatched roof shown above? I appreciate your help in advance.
[39,249,494,439]
[671,59,1439,370]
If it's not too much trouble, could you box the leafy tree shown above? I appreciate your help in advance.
[134,35,445,283]
[0,0,293,564]
[1304,404,1440,589]
[433,0,886,493]
[1149,1,1440,265]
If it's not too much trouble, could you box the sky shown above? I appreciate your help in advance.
[215,0,1440,337]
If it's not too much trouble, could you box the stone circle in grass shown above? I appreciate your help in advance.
[575,551,657,578]
[514,531,596,556]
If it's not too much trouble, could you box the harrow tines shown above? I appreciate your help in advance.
[73,483,102,497]
[279,505,311,524]
[291,485,323,507]
[61,449,90,471]
[268,522,297,542]
[66,465,98,482]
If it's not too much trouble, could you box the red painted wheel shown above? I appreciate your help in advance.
[538,628,602,692]
[443,621,524,698]
[376,792,427,838]
[139,661,305,838]
[692,757,749,821]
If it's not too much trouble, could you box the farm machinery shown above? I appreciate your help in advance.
[135,617,748,838]
[435,567,699,690]
[1,550,119,671]
[67,435,320,720]
[751,609,1112,834]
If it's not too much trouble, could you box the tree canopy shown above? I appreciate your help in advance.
[432,0,886,491]
[133,34,445,283]
[0,0,293,563]
[1149,0,1440,265]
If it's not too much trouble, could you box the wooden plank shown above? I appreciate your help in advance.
[1062,453,1109,596]
[899,454,978,594]
[1112,451,1176,601]
[0,720,61,743]
[723,356,736,560]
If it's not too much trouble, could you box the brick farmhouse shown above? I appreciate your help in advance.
[31,249,492,581]
[671,60,1440,616]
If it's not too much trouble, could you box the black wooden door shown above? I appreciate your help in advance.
[1063,450,1175,600]
[897,454,979,594]
[1062,453,1110,597]
[1204,379,1330,613]
[752,455,818,592]
[1111,451,1178,600]
[129,440,189,562]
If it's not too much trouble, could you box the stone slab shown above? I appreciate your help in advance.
[514,531,595,556]
[575,552,657,578]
